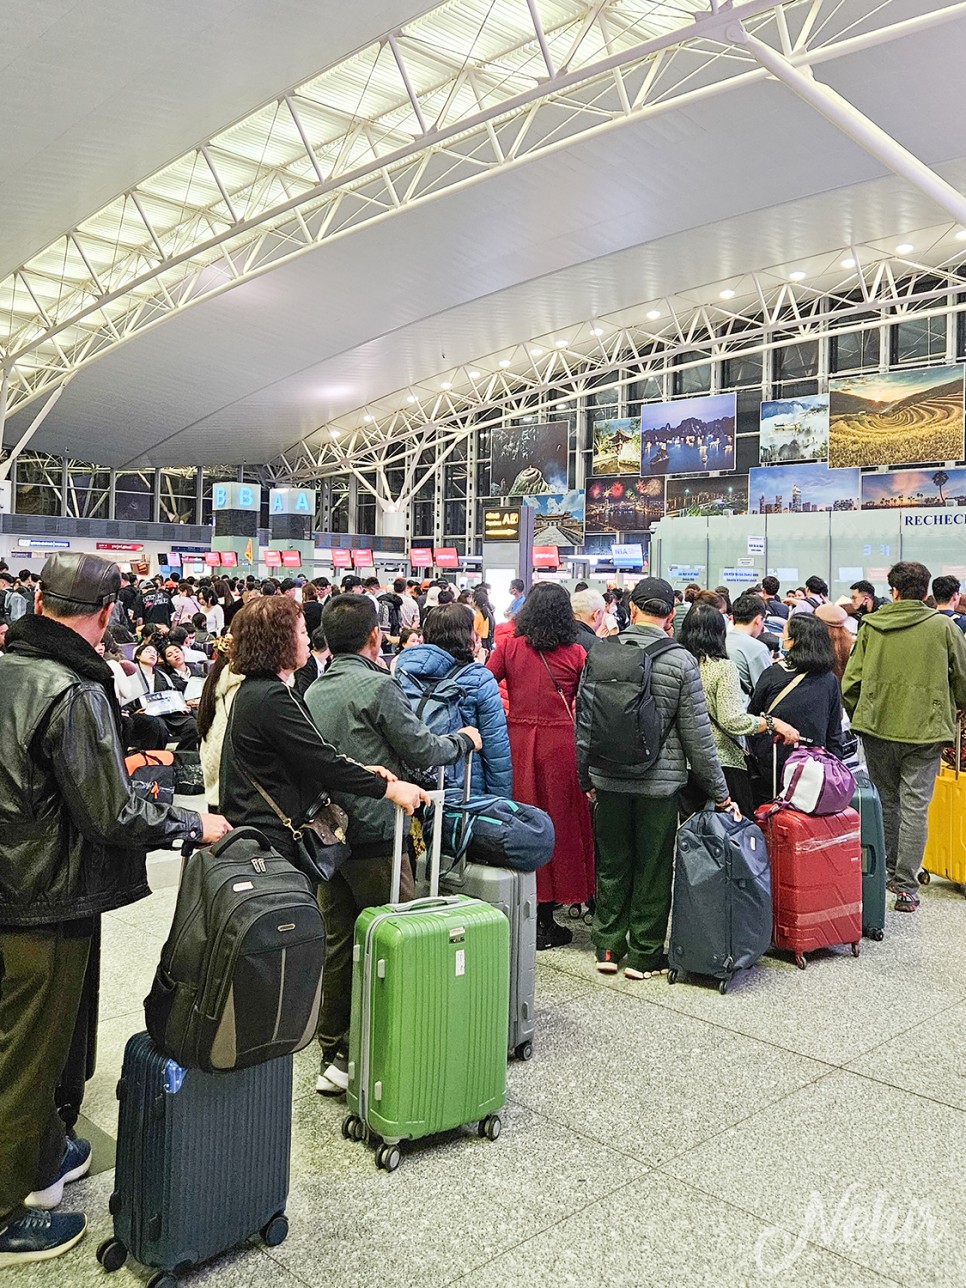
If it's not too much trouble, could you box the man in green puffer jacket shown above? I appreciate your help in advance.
[842,560,966,912]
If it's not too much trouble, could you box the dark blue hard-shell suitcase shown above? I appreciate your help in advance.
[852,767,886,941]
[669,809,772,993]
[99,1033,291,1285]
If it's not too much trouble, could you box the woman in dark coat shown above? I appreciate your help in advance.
[487,582,594,949]
[748,612,849,800]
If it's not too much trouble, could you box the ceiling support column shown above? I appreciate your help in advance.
[732,21,966,229]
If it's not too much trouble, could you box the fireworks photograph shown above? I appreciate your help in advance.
[640,393,736,475]
[585,476,664,533]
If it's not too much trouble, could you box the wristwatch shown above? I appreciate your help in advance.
[763,713,776,735]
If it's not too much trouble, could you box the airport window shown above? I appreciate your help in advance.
[721,351,763,389]
[444,499,466,533]
[356,487,376,536]
[329,477,350,533]
[890,314,946,365]
[627,376,663,405]
[14,455,62,516]
[774,339,818,383]
[672,350,712,396]
[830,326,879,373]
[65,467,110,519]
[114,472,153,523]
[158,469,197,525]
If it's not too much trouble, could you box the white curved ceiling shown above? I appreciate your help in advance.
[3,0,966,467]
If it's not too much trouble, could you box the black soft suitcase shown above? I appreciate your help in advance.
[668,808,772,993]
[99,1033,291,1286]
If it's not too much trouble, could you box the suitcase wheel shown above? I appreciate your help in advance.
[851,941,861,958]
[375,1143,401,1172]
[667,970,679,985]
[795,954,807,971]
[96,1237,127,1272]
[261,1213,288,1247]
[514,1041,533,1062]
[342,1114,367,1143]
[718,978,730,996]
[146,1274,178,1288]
[477,1114,502,1142]
[918,869,931,885]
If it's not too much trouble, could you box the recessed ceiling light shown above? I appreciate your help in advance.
[789,270,806,282]
[646,309,661,321]
[530,346,543,357]
[330,429,341,439]
[362,414,373,423]
[499,359,511,368]
[841,256,856,268]
[440,381,452,390]
[590,326,604,336]
[468,369,481,378]
[895,243,914,254]
[957,229,966,241]
[554,339,568,348]
[406,395,416,404]
[719,288,736,300]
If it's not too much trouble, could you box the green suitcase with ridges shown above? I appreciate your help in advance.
[343,798,509,1170]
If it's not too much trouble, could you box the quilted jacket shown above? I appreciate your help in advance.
[575,624,728,800]
[394,643,513,796]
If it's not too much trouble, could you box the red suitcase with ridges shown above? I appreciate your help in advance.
[755,805,863,970]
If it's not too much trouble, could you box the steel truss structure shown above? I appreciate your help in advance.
[3,0,966,443]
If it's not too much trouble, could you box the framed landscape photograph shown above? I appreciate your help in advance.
[523,490,586,546]
[585,476,664,533]
[591,417,643,475]
[640,394,736,476]
[664,474,748,517]
[759,395,829,465]
[828,365,965,468]
[749,463,860,514]
[861,467,966,509]
[489,421,569,496]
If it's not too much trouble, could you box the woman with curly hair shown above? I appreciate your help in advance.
[487,581,594,948]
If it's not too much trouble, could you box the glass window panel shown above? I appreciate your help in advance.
[775,339,819,382]
[115,472,152,522]
[722,351,763,389]
[891,315,946,365]
[673,351,712,396]
[830,325,879,373]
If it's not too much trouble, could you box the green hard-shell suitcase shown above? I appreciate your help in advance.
[343,795,509,1171]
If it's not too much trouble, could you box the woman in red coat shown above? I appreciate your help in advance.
[488,582,595,949]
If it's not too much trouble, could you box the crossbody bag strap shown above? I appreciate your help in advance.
[766,670,806,714]
[538,650,574,724]
[708,710,746,756]
[226,704,303,839]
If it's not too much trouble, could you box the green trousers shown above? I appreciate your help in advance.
[315,853,414,1063]
[0,930,91,1225]
[592,791,679,973]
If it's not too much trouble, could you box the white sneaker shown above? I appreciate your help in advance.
[315,1054,349,1096]
[25,1139,92,1210]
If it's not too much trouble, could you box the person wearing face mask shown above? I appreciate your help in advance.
[746,613,849,801]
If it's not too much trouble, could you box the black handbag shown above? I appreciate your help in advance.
[244,774,351,883]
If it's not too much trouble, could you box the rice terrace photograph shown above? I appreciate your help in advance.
[523,490,586,546]
[640,393,736,475]
[591,418,643,475]
[585,476,664,533]
[861,467,966,509]
[759,394,829,464]
[828,364,965,469]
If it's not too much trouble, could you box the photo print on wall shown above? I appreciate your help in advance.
[640,393,736,475]
[591,417,644,475]
[861,466,966,509]
[489,421,569,496]
[749,463,860,514]
[664,474,748,517]
[828,364,965,469]
[586,476,664,533]
[759,394,829,465]
[523,490,586,547]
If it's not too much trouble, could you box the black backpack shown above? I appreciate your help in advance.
[377,593,402,637]
[580,636,680,770]
[145,828,325,1072]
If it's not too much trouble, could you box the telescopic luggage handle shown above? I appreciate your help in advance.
[434,751,475,879]
[390,787,445,904]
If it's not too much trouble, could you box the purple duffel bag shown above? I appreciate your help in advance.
[776,745,855,816]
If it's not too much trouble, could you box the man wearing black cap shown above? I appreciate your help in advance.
[576,577,732,980]
[0,554,230,1267]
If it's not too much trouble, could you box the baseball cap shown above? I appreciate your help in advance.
[628,576,674,616]
[40,553,120,608]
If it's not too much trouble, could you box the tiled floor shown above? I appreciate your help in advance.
[10,845,966,1288]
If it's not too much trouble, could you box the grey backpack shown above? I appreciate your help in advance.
[144,828,325,1072]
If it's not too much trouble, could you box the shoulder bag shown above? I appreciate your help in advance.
[538,650,575,724]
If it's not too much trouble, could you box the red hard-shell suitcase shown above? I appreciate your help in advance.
[755,805,863,969]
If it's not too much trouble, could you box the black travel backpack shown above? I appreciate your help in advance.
[580,635,681,770]
[145,828,325,1072]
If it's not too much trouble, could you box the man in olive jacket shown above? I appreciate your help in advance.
[0,554,229,1267]
[842,560,966,911]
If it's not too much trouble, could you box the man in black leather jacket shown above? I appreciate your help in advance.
[0,554,230,1268]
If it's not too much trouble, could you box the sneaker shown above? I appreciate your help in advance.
[24,1138,92,1210]
[886,879,899,895]
[316,1050,349,1096]
[536,919,573,951]
[625,955,669,981]
[595,949,621,974]
[894,892,920,913]
[0,1209,87,1266]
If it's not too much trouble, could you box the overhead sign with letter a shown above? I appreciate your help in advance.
[269,487,316,516]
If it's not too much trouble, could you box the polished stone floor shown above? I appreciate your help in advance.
[10,839,966,1288]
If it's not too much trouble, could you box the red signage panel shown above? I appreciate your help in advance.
[204,551,221,566]
[263,550,282,568]
[96,541,143,552]
[281,550,302,568]
[330,549,353,568]
[409,547,433,568]
[532,545,560,569]
[219,550,238,567]
[351,548,375,568]
[433,547,459,569]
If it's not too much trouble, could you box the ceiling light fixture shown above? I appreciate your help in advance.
[499,359,511,368]
[957,229,966,241]
[440,381,452,390]
[468,369,482,378]
[590,326,604,336]
[841,256,857,268]
[789,270,806,282]
[646,309,661,321]
[895,243,914,254]
[554,339,568,348]
[362,414,373,423]
[530,346,543,357]
[719,288,736,300]
[406,395,416,404]
[330,429,342,440]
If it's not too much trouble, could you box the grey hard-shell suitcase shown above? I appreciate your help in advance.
[99,1032,291,1285]
[851,767,886,941]
[668,808,772,994]
[422,756,537,1060]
